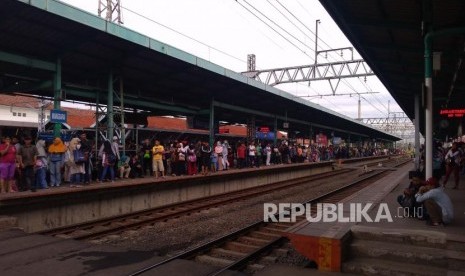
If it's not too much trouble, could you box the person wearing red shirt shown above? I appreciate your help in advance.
[236,142,246,169]
[0,137,17,193]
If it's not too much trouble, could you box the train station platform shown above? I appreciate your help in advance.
[0,155,398,276]
[1,158,368,233]
[0,155,392,233]
[285,163,465,275]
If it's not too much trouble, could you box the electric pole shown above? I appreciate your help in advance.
[98,0,123,24]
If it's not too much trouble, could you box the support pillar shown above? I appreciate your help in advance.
[209,99,215,147]
[309,125,314,146]
[414,93,421,170]
[53,58,62,137]
[120,77,125,156]
[107,71,114,140]
[134,108,139,154]
[95,93,100,153]
[274,117,278,146]
[247,116,256,143]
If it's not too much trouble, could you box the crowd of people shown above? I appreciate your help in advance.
[0,132,396,193]
[397,141,461,227]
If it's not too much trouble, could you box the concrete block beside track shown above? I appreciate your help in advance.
[0,160,350,233]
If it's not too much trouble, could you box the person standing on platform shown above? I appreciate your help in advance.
[195,140,202,173]
[10,136,20,192]
[17,136,38,192]
[248,141,257,168]
[222,140,230,170]
[255,142,262,168]
[98,140,116,183]
[173,142,186,176]
[111,136,121,179]
[264,143,272,166]
[186,143,197,176]
[35,139,48,189]
[129,154,143,178]
[140,138,153,177]
[0,137,17,193]
[236,142,246,169]
[214,141,224,171]
[443,142,461,189]
[200,141,211,175]
[48,137,66,187]
[152,139,165,178]
[415,177,454,226]
[79,132,92,184]
[67,138,85,187]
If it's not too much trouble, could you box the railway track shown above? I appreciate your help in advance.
[38,157,407,241]
[126,158,410,276]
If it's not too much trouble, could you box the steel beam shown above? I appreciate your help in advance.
[53,58,62,137]
[0,50,56,72]
[242,59,374,86]
[212,100,369,137]
[63,86,198,115]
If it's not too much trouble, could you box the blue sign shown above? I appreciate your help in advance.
[256,131,275,140]
[37,132,73,142]
[50,109,67,123]
[332,137,342,145]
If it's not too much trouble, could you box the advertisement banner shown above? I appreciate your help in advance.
[316,134,328,146]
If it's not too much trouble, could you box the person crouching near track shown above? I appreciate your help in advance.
[118,155,131,179]
[415,177,453,226]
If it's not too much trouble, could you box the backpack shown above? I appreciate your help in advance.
[73,149,86,164]
[107,153,116,164]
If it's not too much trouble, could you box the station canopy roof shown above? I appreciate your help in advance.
[319,0,465,138]
[0,0,400,141]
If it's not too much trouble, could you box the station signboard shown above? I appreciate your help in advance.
[50,109,67,123]
[258,126,270,133]
[440,109,465,118]
[256,131,275,140]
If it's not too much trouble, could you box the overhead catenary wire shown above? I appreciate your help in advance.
[259,0,388,117]
[265,0,314,44]
[123,1,391,117]
[235,0,314,59]
[122,6,246,66]
[122,0,340,114]
[235,0,348,110]
[281,0,390,116]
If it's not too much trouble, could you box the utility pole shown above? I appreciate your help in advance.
[247,54,256,71]
[314,19,320,79]
[98,0,123,24]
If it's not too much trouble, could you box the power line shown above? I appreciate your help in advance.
[237,0,314,59]
[122,6,246,65]
[266,0,314,43]
[275,0,389,116]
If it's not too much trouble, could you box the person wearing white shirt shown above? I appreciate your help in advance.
[248,142,256,168]
[415,178,454,226]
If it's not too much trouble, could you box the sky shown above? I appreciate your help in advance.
[58,0,404,119]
